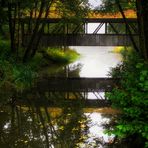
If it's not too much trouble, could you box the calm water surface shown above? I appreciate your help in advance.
[70,46,121,146]
[70,46,122,77]
[0,46,122,148]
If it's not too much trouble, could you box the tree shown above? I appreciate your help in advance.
[99,0,136,12]
[100,0,148,61]
[22,0,54,62]
[0,0,7,36]
[136,0,148,60]
[100,1,148,147]
[23,0,89,62]
[0,0,17,53]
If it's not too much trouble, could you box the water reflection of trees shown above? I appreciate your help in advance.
[0,91,90,148]
[46,63,82,78]
[0,62,114,147]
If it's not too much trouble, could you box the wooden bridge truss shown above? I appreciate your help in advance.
[21,18,138,46]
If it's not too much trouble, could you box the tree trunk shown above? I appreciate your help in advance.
[23,0,45,62]
[8,3,16,53]
[136,0,148,60]
[30,0,54,58]
[34,0,39,18]
[115,0,140,54]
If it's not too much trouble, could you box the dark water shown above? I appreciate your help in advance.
[0,46,121,148]
[0,98,118,148]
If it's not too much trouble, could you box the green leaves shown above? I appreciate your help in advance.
[13,64,37,90]
[99,0,136,12]
[106,51,148,147]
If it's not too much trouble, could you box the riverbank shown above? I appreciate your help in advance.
[112,46,133,54]
[0,40,80,104]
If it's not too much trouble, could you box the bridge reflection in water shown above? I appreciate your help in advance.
[18,77,117,108]
[0,77,118,147]
[1,99,116,148]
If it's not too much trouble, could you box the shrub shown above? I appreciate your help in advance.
[106,52,148,147]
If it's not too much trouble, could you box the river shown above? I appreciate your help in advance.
[69,46,122,147]
[0,46,122,148]
[70,46,121,77]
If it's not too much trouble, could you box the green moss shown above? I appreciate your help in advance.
[44,47,80,64]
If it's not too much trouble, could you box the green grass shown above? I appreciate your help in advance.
[112,46,133,54]
[0,40,80,103]
[0,41,80,95]
[45,47,80,64]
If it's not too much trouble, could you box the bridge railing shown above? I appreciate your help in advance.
[20,18,138,35]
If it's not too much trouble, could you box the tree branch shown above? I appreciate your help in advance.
[115,0,140,54]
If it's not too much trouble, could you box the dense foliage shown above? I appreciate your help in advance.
[0,39,39,104]
[98,0,136,12]
[0,39,80,104]
[106,51,148,147]
[1,0,148,147]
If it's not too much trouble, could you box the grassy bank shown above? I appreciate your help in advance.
[0,41,80,103]
[112,46,133,54]
[44,47,80,64]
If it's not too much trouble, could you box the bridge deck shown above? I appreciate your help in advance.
[23,34,138,46]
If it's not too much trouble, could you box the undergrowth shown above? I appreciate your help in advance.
[0,41,80,103]
[106,51,148,147]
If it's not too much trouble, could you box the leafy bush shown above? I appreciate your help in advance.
[12,64,38,90]
[0,60,38,92]
[106,52,148,147]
